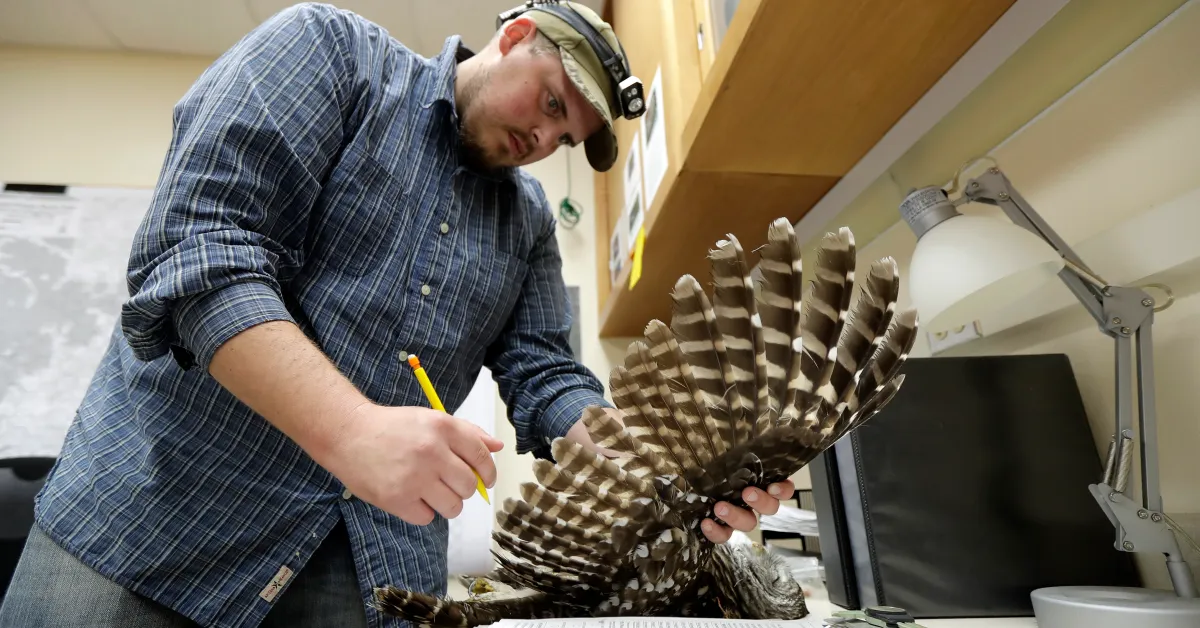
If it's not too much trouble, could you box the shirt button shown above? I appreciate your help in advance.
[439,222,450,234]
[421,284,432,296]
[342,487,352,500]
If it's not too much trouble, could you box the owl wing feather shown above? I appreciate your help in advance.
[374,219,919,625]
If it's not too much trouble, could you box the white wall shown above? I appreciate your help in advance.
[847,0,1200,591]
[0,45,212,188]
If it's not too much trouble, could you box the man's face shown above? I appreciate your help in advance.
[457,19,604,171]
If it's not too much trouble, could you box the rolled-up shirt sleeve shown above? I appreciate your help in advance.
[120,3,373,371]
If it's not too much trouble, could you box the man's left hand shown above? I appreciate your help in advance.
[700,480,795,544]
[565,409,796,545]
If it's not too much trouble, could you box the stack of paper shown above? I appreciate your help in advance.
[758,504,819,536]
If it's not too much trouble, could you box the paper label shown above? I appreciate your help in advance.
[258,565,294,602]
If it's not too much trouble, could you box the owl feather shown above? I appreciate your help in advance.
[373,219,919,625]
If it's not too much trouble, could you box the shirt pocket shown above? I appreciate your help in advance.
[309,145,407,277]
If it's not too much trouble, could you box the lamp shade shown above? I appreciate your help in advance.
[909,213,1064,332]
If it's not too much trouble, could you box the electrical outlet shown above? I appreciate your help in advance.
[927,321,983,355]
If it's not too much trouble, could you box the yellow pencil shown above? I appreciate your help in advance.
[407,354,490,504]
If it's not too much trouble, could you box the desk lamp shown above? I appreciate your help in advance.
[897,162,1200,628]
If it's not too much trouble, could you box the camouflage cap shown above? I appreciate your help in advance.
[515,2,626,172]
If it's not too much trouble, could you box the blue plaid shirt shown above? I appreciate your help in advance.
[33,4,608,627]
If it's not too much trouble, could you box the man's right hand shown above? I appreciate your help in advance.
[207,320,503,528]
[327,403,503,525]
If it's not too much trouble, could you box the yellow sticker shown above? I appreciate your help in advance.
[629,227,646,289]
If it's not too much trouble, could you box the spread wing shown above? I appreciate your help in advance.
[374,219,919,625]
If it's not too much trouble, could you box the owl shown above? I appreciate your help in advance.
[373,218,919,625]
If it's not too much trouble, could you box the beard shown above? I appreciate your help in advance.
[455,67,506,173]
[456,114,492,173]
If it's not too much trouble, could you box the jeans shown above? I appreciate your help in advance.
[0,520,369,627]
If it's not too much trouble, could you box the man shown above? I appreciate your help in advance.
[0,3,793,627]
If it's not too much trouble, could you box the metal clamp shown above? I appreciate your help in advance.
[1089,482,1198,598]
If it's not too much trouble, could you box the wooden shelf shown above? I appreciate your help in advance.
[596,0,1016,338]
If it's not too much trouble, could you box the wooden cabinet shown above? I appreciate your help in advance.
[594,0,1016,337]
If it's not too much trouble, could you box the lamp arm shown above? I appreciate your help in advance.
[961,166,1196,598]
[962,168,1109,327]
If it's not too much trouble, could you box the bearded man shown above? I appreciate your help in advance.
[0,3,793,626]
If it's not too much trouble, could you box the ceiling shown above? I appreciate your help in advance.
[0,0,607,59]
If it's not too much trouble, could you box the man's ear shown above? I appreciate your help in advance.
[497,17,538,56]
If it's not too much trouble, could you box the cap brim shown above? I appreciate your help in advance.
[560,49,617,172]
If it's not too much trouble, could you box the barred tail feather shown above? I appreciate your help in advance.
[828,258,899,410]
[754,218,804,431]
[610,366,688,479]
[497,500,612,559]
[637,341,706,474]
[792,229,856,421]
[643,321,719,466]
[669,275,733,457]
[844,307,919,421]
[708,235,760,448]
[580,406,666,482]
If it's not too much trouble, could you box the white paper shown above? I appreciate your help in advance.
[611,128,643,285]
[446,366,498,576]
[609,226,625,285]
[623,127,647,254]
[625,187,644,249]
[639,66,669,210]
[759,504,820,536]
[489,617,827,628]
[623,129,643,204]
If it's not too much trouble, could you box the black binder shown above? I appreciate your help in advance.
[809,353,1141,617]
